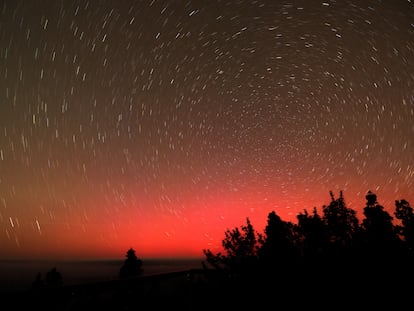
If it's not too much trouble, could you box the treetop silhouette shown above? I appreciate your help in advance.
[203,190,414,288]
[119,247,143,279]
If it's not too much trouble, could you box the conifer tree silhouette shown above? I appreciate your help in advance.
[258,211,299,274]
[395,199,414,251]
[361,190,399,253]
[119,248,143,279]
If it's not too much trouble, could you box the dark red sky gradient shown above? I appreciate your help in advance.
[0,0,413,260]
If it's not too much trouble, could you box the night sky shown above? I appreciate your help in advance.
[0,0,413,260]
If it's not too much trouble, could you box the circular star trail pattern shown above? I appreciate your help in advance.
[0,0,413,259]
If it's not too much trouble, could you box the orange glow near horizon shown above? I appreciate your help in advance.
[0,1,413,263]
[1,184,410,261]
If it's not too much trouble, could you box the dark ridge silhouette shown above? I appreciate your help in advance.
[2,190,414,310]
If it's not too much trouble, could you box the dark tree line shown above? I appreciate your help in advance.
[202,190,414,307]
[32,267,64,290]
[31,247,143,292]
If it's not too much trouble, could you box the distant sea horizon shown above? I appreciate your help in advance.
[0,257,205,292]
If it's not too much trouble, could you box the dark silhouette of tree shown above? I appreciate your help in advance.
[257,211,299,274]
[296,207,328,265]
[32,272,45,290]
[200,189,414,307]
[361,191,400,253]
[201,217,263,308]
[45,267,63,288]
[203,217,260,279]
[320,190,361,274]
[294,191,361,279]
[394,199,414,251]
[119,248,143,279]
[393,198,414,280]
[322,191,359,247]
[352,190,404,297]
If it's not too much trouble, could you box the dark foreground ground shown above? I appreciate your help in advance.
[1,268,412,310]
[2,269,228,311]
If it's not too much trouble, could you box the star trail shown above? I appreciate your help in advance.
[0,0,413,259]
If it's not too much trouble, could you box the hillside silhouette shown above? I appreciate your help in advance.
[2,190,414,310]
